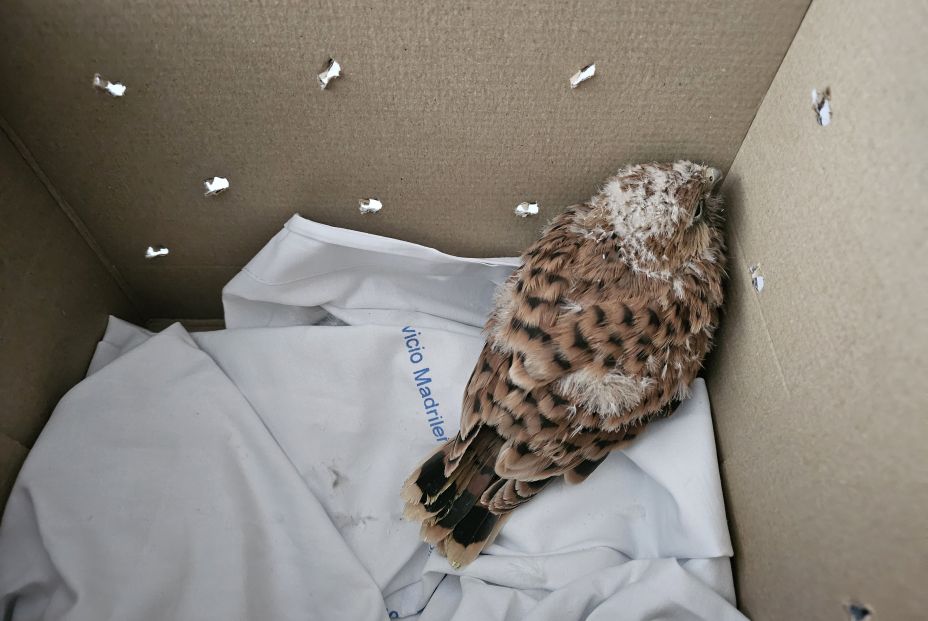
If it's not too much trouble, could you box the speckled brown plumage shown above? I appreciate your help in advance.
[402,161,727,568]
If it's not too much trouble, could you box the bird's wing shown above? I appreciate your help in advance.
[459,208,689,489]
[452,344,642,509]
[487,209,681,410]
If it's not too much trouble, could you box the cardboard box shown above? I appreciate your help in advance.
[0,0,924,618]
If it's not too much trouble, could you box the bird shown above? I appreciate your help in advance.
[401,161,727,568]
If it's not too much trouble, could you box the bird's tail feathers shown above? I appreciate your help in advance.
[402,428,520,567]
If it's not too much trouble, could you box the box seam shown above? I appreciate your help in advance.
[0,115,144,317]
[723,1,814,169]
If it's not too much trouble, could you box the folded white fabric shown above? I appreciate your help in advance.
[0,216,745,621]
[222,215,519,335]
[1,324,387,621]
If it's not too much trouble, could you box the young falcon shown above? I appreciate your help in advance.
[402,161,727,568]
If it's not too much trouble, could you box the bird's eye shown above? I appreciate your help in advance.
[693,199,705,222]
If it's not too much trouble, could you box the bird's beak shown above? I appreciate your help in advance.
[707,167,724,191]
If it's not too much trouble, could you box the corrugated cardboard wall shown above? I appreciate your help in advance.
[0,0,809,318]
[706,0,927,618]
[0,128,136,505]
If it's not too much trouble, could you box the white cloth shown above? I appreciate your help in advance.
[0,215,746,621]
[221,216,519,335]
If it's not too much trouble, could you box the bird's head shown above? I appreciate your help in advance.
[588,160,726,280]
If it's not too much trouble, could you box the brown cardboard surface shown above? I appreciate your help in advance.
[0,0,810,317]
[0,435,28,513]
[0,128,135,473]
[706,0,928,618]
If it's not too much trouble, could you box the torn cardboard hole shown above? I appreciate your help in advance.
[145,245,169,259]
[570,64,596,89]
[92,73,126,97]
[359,198,383,214]
[514,201,539,218]
[318,58,342,90]
[811,87,832,126]
[204,177,230,196]
[845,602,872,621]
[749,264,765,292]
